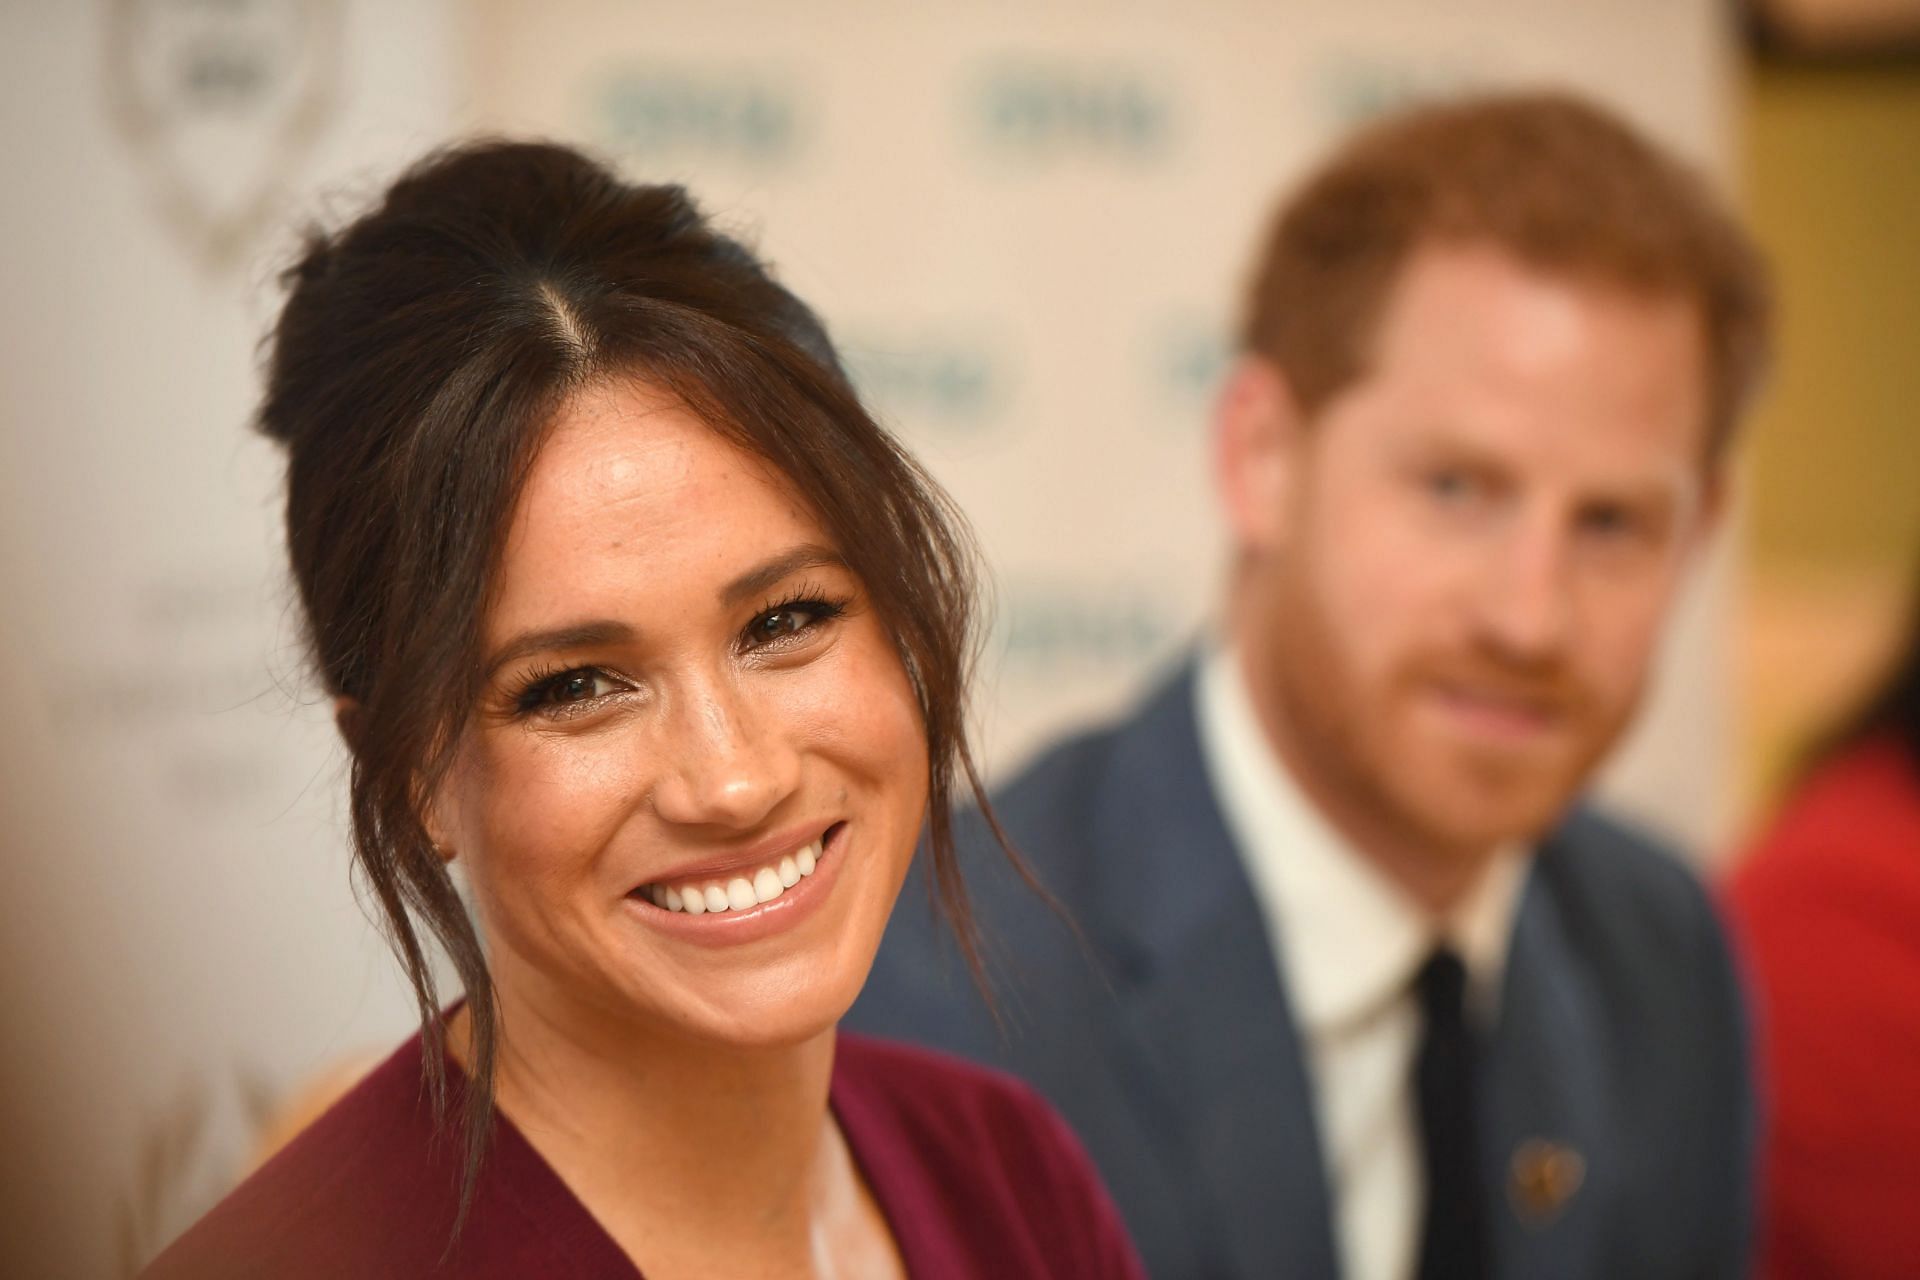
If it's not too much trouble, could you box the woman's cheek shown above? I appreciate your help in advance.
[812,633,926,765]
[466,733,640,874]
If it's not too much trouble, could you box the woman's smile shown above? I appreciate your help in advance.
[623,820,851,946]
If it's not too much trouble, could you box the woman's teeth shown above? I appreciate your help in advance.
[643,838,823,915]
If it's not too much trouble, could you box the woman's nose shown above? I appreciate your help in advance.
[646,679,801,829]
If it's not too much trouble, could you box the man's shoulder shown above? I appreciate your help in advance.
[985,665,1203,851]
[1535,807,1736,997]
[1543,808,1714,919]
[995,699,1155,812]
[851,669,1210,1053]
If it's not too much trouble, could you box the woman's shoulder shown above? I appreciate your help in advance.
[1776,735,1920,831]
[140,1034,467,1279]
[1732,735,1920,905]
[833,1032,1146,1280]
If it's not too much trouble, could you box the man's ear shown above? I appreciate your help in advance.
[1697,462,1732,545]
[1213,354,1307,555]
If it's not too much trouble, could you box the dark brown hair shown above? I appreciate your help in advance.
[1241,90,1772,459]
[260,139,1014,1218]
[1818,553,1920,771]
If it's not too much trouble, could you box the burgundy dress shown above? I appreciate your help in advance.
[143,1030,1146,1279]
[1723,735,1920,1280]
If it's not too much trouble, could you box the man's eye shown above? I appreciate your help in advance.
[1425,469,1476,501]
[1580,505,1642,540]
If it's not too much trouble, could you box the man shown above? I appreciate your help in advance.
[848,91,1770,1280]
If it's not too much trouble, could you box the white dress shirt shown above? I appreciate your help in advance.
[1194,644,1529,1280]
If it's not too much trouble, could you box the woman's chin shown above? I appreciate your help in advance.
[668,1007,846,1055]
[640,971,864,1054]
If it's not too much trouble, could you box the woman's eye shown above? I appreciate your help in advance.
[526,668,620,710]
[555,672,604,702]
[754,611,803,642]
[743,598,844,651]
[749,608,811,646]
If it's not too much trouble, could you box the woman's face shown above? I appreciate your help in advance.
[430,379,929,1050]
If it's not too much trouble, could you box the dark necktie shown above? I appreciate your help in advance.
[1414,946,1491,1280]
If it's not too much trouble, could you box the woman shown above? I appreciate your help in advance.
[144,141,1144,1279]
[1725,558,1920,1279]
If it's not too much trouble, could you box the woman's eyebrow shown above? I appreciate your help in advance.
[720,544,847,608]
[485,620,635,679]
[482,547,845,678]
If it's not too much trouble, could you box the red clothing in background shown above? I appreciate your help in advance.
[1724,735,1920,1280]
[144,1031,1147,1279]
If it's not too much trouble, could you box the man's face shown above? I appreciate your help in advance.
[1226,242,1718,866]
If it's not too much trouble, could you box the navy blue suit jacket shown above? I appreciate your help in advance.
[847,665,1754,1280]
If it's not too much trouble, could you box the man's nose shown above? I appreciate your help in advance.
[646,677,801,830]
[1475,510,1574,663]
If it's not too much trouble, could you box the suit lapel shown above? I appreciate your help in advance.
[1483,847,1612,1280]
[1087,668,1340,1280]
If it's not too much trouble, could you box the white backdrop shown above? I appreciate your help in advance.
[0,2,1737,1274]
[466,0,1738,839]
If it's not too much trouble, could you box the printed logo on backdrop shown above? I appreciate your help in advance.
[1149,311,1232,429]
[105,0,344,274]
[39,571,291,812]
[993,579,1183,676]
[967,59,1178,165]
[839,327,1016,443]
[592,65,805,172]
[1314,54,1485,129]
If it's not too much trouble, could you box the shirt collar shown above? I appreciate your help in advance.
[1194,642,1530,1033]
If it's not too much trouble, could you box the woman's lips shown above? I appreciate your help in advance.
[620,822,848,945]
[635,832,824,915]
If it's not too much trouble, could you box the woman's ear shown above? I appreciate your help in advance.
[337,695,459,863]
[423,805,458,864]
[418,771,460,865]
[1213,354,1307,557]
[332,696,363,755]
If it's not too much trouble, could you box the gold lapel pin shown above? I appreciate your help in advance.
[1508,1139,1586,1226]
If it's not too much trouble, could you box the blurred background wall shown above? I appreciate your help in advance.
[0,1,1910,1275]
[1738,51,1920,804]
[0,5,461,1275]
